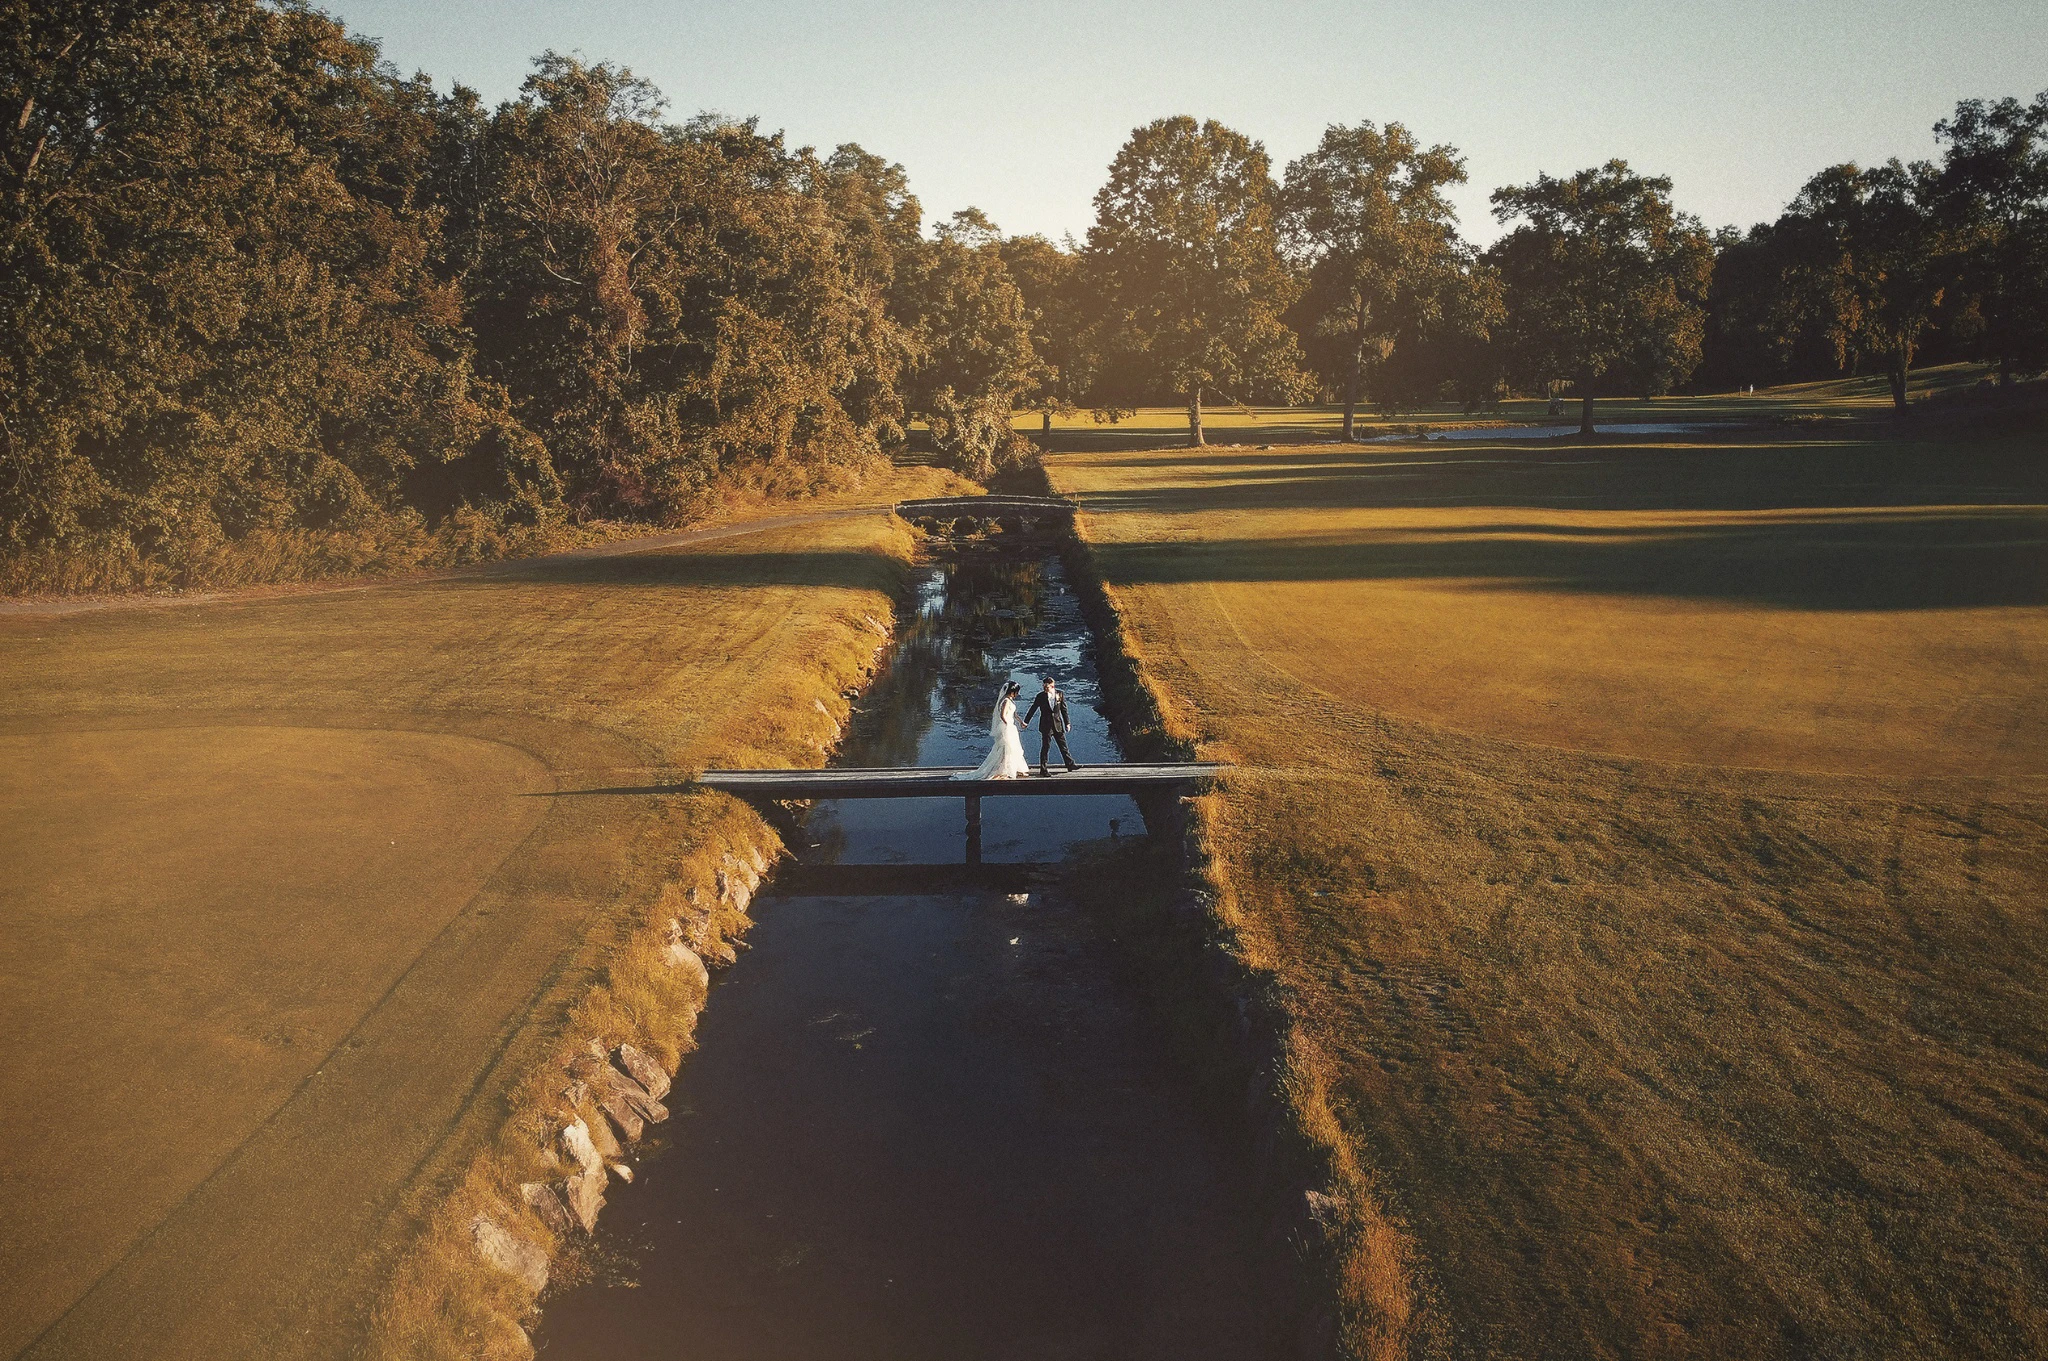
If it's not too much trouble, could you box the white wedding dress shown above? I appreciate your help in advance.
[957,686,1029,780]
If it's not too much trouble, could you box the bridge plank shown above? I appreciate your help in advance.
[698,763,1224,799]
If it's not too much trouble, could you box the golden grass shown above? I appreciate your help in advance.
[1049,421,2048,1358]
[0,464,969,1360]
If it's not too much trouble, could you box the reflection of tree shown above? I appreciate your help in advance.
[837,552,1055,768]
[845,630,946,766]
[804,813,852,864]
[932,554,1049,721]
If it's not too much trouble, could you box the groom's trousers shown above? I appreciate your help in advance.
[1038,726,1076,772]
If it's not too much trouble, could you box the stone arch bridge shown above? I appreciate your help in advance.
[893,495,1076,540]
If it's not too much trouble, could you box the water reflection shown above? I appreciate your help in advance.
[844,552,1056,769]
[809,552,1133,868]
[535,548,1280,1361]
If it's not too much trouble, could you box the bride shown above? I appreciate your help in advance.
[956,679,1029,780]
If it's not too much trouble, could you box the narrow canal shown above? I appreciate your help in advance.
[536,548,1282,1359]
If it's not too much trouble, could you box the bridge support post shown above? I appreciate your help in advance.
[964,794,982,866]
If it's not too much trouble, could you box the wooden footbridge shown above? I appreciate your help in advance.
[699,762,1225,862]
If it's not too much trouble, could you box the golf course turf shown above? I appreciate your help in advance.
[0,470,961,1359]
[1051,413,2048,1357]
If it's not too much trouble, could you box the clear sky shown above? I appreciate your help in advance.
[320,0,2048,244]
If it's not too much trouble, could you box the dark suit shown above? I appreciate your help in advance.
[1022,688,1077,774]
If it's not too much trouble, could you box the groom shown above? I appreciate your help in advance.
[1023,676,1079,776]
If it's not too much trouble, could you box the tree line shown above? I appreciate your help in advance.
[5,2,2044,585]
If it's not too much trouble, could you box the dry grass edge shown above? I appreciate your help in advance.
[1052,501,1446,1361]
[360,550,911,1361]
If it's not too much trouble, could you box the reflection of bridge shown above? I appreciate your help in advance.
[894,495,1076,537]
[699,762,1224,863]
[771,861,1058,896]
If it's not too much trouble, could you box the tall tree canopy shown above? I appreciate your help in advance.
[2,0,503,572]
[1779,160,1953,411]
[898,208,1042,478]
[1085,116,1302,446]
[998,233,1097,437]
[1697,216,1851,391]
[1488,161,1714,433]
[469,59,919,516]
[1935,91,2048,385]
[1280,121,1494,438]
[0,7,936,587]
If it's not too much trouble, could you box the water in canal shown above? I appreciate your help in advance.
[536,549,1281,1359]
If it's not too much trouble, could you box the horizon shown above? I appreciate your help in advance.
[321,0,2048,244]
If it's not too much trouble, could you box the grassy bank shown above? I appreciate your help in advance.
[1052,520,1437,1359]
[1048,417,2048,1357]
[0,465,968,1359]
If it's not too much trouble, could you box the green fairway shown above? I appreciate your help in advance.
[1008,364,2003,448]
[1050,415,2048,1356]
[0,470,959,1360]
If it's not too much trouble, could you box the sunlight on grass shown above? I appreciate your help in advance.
[0,467,963,1358]
[1051,411,2048,1355]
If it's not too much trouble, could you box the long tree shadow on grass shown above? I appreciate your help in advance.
[1071,437,2048,520]
[1093,510,2048,612]
[470,549,906,593]
[1074,430,2048,611]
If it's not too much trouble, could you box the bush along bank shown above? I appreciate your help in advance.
[1045,467,1446,1361]
[363,594,903,1360]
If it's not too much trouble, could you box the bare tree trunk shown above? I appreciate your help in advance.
[1888,361,1910,411]
[1187,389,1204,447]
[1579,393,1595,436]
[1342,349,1361,442]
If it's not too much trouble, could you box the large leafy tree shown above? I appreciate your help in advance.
[1698,217,1850,390]
[468,59,924,516]
[1280,121,1491,438]
[1085,116,1302,446]
[1488,161,1714,433]
[998,232,1098,437]
[467,56,678,513]
[899,208,1042,478]
[1782,160,1952,411]
[813,142,925,450]
[1,0,509,569]
[1935,91,2048,385]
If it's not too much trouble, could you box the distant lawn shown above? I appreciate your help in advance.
[1007,363,2006,449]
[1051,415,2048,1356]
[0,468,959,1360]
